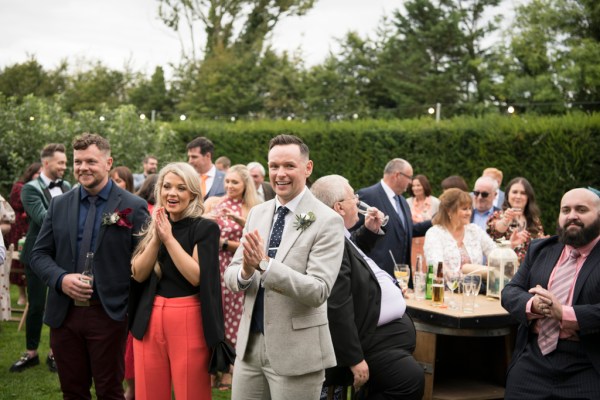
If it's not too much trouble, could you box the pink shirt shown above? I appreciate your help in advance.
[527,235,600,339]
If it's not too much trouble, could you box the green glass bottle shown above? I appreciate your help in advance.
[425,264,434,300]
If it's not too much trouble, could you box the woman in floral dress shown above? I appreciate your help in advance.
[204,164,260,389]
[487,177,545,264]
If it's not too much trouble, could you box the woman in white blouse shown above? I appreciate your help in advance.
[424,188,523,274]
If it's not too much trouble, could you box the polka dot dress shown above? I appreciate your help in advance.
[216,197,245,344]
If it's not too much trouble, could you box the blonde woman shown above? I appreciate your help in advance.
[204,164,260,389]
[129,162,224,400]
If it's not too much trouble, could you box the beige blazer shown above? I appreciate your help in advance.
[224,190,345,376]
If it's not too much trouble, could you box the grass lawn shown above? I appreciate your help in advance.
[0,285,231,399]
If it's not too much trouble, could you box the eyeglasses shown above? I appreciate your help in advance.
[472,191,490,198]
[338,194,359,205]
[399,172,413,180]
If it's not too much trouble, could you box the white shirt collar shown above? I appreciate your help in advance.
[380,179,397,200]
[39,172,53,186]
[274,187,307,215]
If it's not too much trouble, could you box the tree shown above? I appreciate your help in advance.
[0,57,67,100]
[128,66,172,119]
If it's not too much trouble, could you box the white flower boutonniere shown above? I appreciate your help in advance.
[294,211,316,232]
[102,208,133,228]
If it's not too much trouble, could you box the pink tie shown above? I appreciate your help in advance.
[537,249,580,355]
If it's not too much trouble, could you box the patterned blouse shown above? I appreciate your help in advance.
[486,210,544,264]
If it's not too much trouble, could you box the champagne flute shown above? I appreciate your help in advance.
[357,201,389,227]
[394,264,410,292]
[444,269,460,309]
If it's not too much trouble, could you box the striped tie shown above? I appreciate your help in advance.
[537,249,580,355]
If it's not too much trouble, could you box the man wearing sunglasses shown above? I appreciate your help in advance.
[471,176,500,232]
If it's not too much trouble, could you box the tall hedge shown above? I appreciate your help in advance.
[1,96,598,231]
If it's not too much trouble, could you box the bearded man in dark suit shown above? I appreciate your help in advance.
[30,133,149,399]
[502,188,600,399]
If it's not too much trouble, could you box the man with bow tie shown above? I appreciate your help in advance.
[10,143,70,373]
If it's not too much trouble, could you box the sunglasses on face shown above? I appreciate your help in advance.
[472,191,490,198]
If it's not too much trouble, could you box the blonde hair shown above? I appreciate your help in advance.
[227,164,261,208]
[133,162,205,274]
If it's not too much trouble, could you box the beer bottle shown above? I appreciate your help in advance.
[425,263,434,300]
[432,261,445,306]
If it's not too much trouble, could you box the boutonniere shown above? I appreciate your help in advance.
[294,212,316,232]
[102,208,133,228]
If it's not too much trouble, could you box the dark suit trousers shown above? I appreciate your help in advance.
[363,314,424,400]
[25,263,48,350]
[505,334,600,399]
[50,304,128,400]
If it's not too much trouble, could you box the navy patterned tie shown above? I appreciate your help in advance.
[250,206,289,333]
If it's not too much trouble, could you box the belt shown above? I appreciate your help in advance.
[73,299,102,307]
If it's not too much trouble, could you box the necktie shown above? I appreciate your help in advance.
[538,249,580,355]
[251,206,289,333]
[48,180,63,189]
[200,174,208,197]
[395,195,407,229]
[77,196,98,272]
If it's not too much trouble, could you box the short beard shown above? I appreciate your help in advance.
[557,217,600,247]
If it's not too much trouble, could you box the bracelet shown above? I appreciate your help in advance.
[222,239,229,251]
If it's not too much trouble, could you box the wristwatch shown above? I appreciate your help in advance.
[258,258,269,273]
[222,239,229,251]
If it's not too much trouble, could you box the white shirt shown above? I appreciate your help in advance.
[40,173,63,198]
[380,179,399,214]
[424,224,496,272]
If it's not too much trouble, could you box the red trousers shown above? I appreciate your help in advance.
[133,295,211,400]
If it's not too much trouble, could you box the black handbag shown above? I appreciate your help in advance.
[208,340,236,374]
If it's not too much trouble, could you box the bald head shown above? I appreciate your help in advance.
[557,188,600,247]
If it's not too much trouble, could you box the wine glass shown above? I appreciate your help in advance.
[467,273,482,308]
[444,269,460,309]
[357,201,389,227]
[508,208,527,232]
[394,264,410,292]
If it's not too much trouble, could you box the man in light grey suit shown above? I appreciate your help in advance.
[224,134,345,400]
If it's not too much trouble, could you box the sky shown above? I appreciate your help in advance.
[0,0,520,77]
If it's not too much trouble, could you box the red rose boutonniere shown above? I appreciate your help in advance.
[102,208,133,228]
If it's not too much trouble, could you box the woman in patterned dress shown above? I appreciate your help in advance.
[204,164,260,389]
[407,175,440,267]
[487,177,545,263]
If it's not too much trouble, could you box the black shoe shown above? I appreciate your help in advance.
[9,353,40,372]
[46,354,57,373]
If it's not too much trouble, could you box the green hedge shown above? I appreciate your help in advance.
[1,96,598,231]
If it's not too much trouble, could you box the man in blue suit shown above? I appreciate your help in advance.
[30,133,149,399]
[186,136,225,199]
[353,158,430,278]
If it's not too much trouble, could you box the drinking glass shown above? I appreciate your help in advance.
[461,275,477,313]
[508,208,527,232]
[357,201,389,227]
[444,269,460,309]
[394,264,410,292]
[468,273,482,308]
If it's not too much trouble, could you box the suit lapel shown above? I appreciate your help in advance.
[275,192,314,261]
[346,238,378,281]
[537,243,564,288]
[573,241,600,302]
[95,186,122,252]
[68,191,81,263]
[375,184,406,239]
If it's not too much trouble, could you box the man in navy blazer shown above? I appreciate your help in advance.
[470,176,500,231]
[30,133,149,399]
[502,188,600,399]
[353,158,430,278]
[186,136,225,199]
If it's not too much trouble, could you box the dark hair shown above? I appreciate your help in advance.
[408,174,432,197]
[40,143,66,160]
[432,188,473,228]
[503,177,542,236]
[268,134,309,158]
[143,155,157,163]
[441,175,469,192]
[72,133,111,153]
[136,174,158,205]
[110,166,134,193]
[186,137,214,155]
[19,162,42,183]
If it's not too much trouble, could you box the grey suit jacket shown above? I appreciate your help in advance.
[224,190,345,376]
[30,183,149,328]
[205,169,225,199]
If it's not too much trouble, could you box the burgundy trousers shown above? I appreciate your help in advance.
[50,304,128,400]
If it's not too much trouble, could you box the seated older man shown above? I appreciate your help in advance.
[312,175,424,400]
